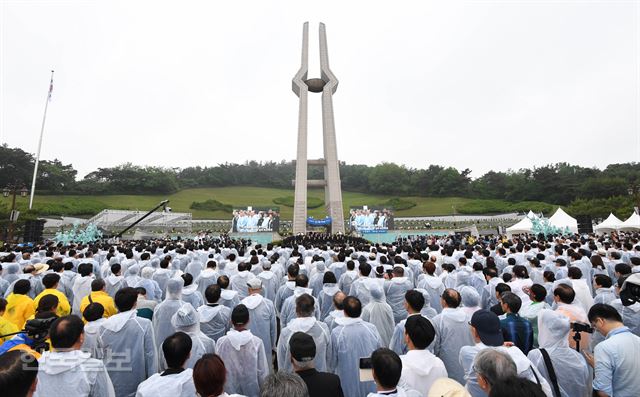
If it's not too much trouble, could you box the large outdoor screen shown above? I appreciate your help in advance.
[349,206,394,233]
[231,207,280,233]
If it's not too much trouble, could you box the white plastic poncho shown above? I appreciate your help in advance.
[280,287,320,327]
[219,288,240,310]
[460,286,481,318]
[317,283,340,321]
[99,309,157,397]
[181,283,205,309]
[329,317,383,396]
[34,350,115,397]
[417,275,445,313]
[277,316,332,372]
[135,368,196,397]
[349,277,384,307]
[528,309,591,397]
[384,277,413,324]
[215,329,269,397]
[257,270,279,302]
[240,293,277,354]
[197,303,232,342]
[152,278,186,351]
[196,268,219,297]
[135,267,163,302]
[157,305,216,370]
[414,288,438,319]
[431,308,474,383]
[361,283,395,347]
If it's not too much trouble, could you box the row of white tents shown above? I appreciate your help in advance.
[506,208,640,235]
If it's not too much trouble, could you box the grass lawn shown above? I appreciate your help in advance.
[2,186,480,220]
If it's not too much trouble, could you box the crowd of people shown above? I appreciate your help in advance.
[0,230,639,397]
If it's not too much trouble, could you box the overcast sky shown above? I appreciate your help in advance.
[1,0,638,179]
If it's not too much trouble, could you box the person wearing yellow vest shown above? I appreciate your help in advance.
[33,273,71,318]
[3,279,36,329]
[0,298,19,343]
[80,279,117,318]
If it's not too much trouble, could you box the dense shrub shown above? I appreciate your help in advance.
[189,199,233,212]
[378,198,416,211]
[273,196,324,209]
[457,200,554,215]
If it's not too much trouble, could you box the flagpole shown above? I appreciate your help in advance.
[29,70,54,210]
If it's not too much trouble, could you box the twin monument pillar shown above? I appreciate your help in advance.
[292,22,345,234]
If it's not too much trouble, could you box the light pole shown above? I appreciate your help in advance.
[3,184,29,242]
[629,185,640,214]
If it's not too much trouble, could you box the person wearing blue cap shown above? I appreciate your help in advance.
[459,309,552,397]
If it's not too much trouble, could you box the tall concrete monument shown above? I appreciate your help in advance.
[292,22,345,234]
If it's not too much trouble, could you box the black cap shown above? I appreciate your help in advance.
[554,258,567,266]
[289,332,316,362]
[470,310,504,347]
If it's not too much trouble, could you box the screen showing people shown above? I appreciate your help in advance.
[231,207,280,233]
[349,206,394,233]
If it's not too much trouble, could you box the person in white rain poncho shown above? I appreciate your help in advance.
[99,287,157,397]
[104,263,128,298]
[431,288,474,384]
[384,267,413,324]
[460,286,481,318]
[256,260,279,302]
[277,293,331,373]
[124,265,142,290]
[417,261,444,313]
[215,304,269,397]
[567,267,594,314]
[81,302,107,359]
[337,260,358,296]
[309,260,328,297]
[136,332,196,397]
[240,278,277,357]
[414,288,437,319]
[230,262,256,300]
[71,263,94,314]
[217,275,241,310]
[197,284,232,342]
[153,277,186,351]
[362,282,395,348]
[389,290,429,356]
[152,259,173,300]
[181,273,204,309]
[329,296,383,397]
[34,315,115,397]
[398,315,448,397]
[158,303,216,370]
[317,272,341,321]
[196,260,220,298]
[527,309,590,397]
[610,274,640,336]
[349,263,383,307]
[275,264,299,314]
[324,291,346,332]
[280,275,320,327]
[135,267,163,302]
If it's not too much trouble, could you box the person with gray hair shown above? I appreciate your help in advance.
[260,371,309,397]
[473,349,518,395]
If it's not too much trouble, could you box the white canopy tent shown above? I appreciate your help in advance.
[548,208,578,233]
[506,217,533,234]
[594,213,623,233]
[619,212,640,231]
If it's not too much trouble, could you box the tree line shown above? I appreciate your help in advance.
[1,144,638,218]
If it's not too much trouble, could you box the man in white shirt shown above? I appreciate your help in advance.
[399,315,447,396]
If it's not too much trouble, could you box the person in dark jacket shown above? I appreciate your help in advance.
[289,331,344,397]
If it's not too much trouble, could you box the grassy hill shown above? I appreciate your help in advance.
[2,186,553,220]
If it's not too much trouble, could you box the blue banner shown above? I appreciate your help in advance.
[307,216,332,226]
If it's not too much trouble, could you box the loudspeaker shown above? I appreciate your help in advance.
[576,215,593,234]
[23,219,45,242]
